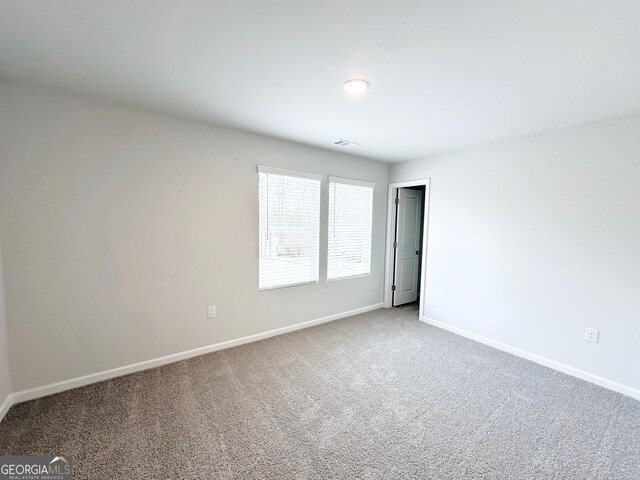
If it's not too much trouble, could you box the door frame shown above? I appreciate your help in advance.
[384,179,431,319]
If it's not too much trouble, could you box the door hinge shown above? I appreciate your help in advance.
[391,285,396,291]
[393,241,398,249]
[394,198,400,205]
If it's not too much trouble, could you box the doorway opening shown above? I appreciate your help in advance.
[384,179,430,319]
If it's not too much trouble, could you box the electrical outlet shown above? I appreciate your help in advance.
[584,327,599,343]
[207,306,217,319]
[374,278,379,287]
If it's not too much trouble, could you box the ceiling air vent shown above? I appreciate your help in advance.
[333,139,359,149]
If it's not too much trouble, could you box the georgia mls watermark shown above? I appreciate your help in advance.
[0,455,73,480]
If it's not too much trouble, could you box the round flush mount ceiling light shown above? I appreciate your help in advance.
[342,78,369,95]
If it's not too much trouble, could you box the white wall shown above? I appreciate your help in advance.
[0,238,12,410]
[391,115,640,392]
[0,82,389,392]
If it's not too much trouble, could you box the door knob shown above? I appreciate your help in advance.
[416,250,420,255]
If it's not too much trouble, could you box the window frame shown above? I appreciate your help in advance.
[257,165,323,291]
[327,176,375,281]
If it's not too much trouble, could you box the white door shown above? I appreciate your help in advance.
[393,188,423,306]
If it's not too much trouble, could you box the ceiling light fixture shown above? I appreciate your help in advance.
[342,78,369,95]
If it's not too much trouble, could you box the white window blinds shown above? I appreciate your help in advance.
[258,166,321,290]
[328,177,374,280]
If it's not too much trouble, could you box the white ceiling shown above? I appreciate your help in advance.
[1,1,639,162]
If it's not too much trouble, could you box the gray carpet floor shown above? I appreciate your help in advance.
[1,306,639,479]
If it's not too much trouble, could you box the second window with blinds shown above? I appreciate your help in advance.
[328,177,374,280]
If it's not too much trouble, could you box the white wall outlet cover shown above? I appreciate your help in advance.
[207,306,217,318]
[584,327,599,343]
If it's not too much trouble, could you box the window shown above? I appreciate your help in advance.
[258,166,321,290]
[328,177,374,280]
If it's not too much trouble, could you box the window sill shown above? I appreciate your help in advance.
[259,280,318,291]
[327,273,370,282]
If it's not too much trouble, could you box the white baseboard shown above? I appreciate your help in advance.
[0,303,383,422]
[0,393,12,422]
[421,316,640,401]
